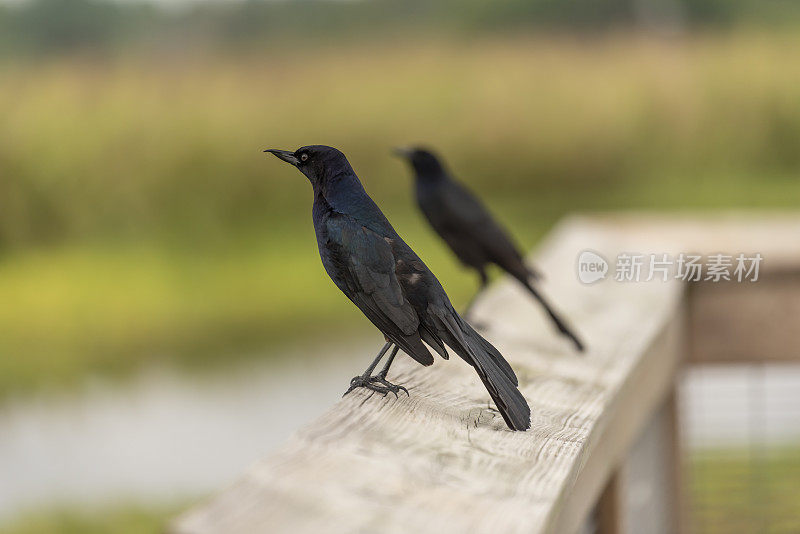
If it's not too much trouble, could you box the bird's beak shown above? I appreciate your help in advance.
[392,146,413,158]
[264,149,300,166]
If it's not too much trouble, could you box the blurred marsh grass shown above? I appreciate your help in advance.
[0,502,183,534]
[689,446,800,533]
[1,31,800,395]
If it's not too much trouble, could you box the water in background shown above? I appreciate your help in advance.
[0,339,373,521]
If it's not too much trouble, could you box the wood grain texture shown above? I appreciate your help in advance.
[171,212,800,534]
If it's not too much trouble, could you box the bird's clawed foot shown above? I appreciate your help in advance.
[343,373,409,398]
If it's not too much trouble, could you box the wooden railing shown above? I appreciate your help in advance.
[170,213,800,534]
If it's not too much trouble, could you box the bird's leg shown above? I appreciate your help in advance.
[372,345,408,396]
[363,341,392,376]
[463,269,490,322]
[344,342,406,397]
[375,345,399,379]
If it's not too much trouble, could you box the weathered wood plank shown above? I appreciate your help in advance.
[171,213,800,534]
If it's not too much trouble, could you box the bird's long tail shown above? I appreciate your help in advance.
[432,309,530,431]
[513,273,585,352]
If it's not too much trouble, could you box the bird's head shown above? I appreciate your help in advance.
[264,145,353,188]
[393,146,446,180]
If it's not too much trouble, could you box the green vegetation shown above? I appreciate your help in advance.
[0,503,183,534]
[3,33,800,250]
[3,0,800,57]
[2,32,800,396]
[0,218,484,395]
[689,447,800,533]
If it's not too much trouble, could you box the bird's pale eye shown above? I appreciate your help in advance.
[300,153,309,162]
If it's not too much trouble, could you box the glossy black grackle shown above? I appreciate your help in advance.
[395,147,584,352]
[266,145,530,431]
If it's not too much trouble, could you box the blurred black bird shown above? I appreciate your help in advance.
[395,147,584,352]
[266,145,530,431]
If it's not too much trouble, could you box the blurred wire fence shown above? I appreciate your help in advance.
[682,364,800,534]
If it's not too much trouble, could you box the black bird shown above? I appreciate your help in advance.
[266,145,530,431]
[395,147,584,352]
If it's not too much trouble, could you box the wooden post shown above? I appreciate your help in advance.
[665,385,686,534]
[596,472,622,534]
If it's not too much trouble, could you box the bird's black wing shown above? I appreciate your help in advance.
[326,213,434,366]
[439,180,534,279]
